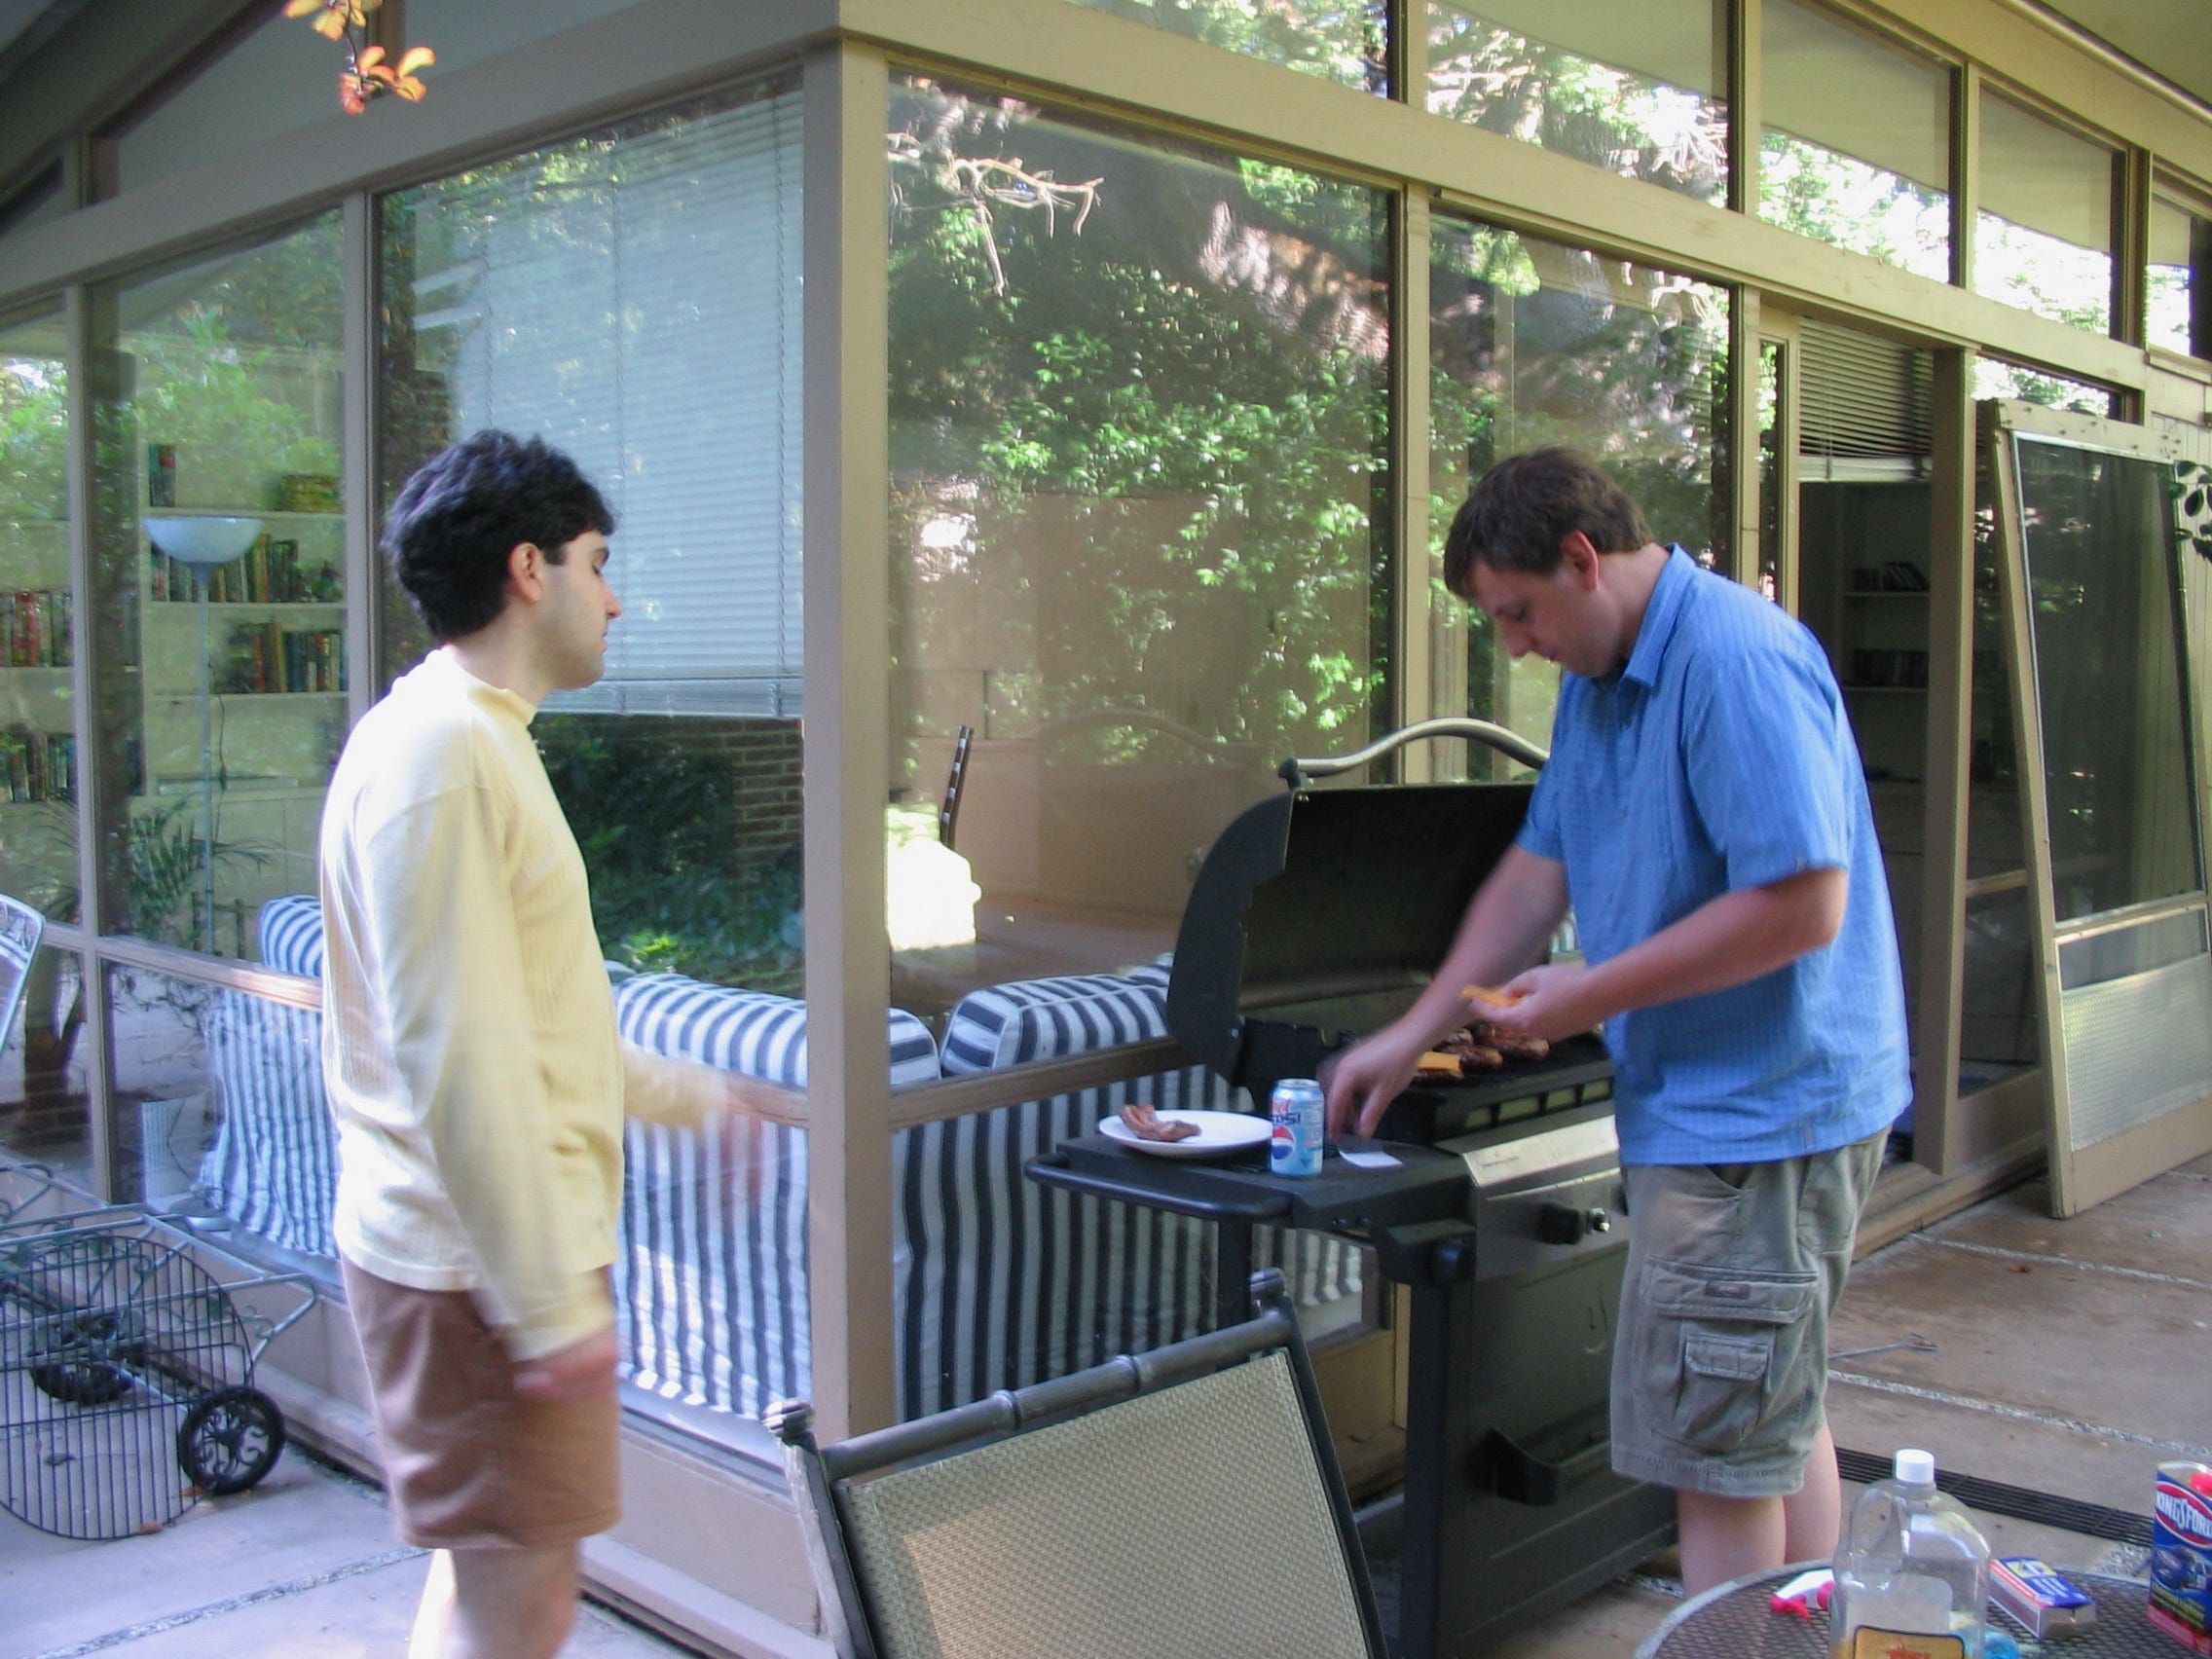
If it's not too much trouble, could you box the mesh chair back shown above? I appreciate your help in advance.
[0,894,43,1042]
[838,1348,1370,1659]
[775,1272,1382,1659]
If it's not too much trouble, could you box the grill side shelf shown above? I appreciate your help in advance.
[1028,1136,1472,1235]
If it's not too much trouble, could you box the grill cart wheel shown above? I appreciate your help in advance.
[27,1309,143,1406]
[176,1385,284,1496]
[1,1203,315,1539]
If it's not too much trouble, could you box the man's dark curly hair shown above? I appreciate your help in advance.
[382,430,615,642]
[1443,446,1651,598]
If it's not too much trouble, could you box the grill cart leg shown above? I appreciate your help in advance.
[1214,1218,1255,1332]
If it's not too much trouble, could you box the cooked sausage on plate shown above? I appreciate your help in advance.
[1119,1103,1200,1142]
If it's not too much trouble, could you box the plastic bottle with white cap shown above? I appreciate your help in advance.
[1829,1447,1992,1657]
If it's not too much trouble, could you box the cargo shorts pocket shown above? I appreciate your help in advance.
[1641,1260,1818,1455]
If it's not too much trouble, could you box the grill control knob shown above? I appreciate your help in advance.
[1587,1207,1611,1235]
[1537,1202,1588,1245]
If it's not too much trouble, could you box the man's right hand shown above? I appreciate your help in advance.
[1323,1024,1430,1140]
[511,1324,618,1404]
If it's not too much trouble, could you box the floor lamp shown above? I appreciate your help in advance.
[143,515,260,954]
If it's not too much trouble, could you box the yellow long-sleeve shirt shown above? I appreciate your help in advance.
[319,648,712,1361]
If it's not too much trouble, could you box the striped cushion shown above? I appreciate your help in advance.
[940,969,1175,1073]
[610,973,941,1419]
[197,989,338,1258]
[258,894,325,979]
[194,899,341,1256]
[906,965,1359,1419]
[614,973,940,1089]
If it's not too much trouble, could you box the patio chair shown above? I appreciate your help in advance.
[768,1268,1386,1659]
[0,892,43,1043]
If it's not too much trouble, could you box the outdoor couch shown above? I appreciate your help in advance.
[197,898,1359,1422]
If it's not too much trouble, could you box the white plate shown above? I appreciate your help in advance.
[1097,1110,1273,1161]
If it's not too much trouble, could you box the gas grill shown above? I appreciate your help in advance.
[1027,721,1675,1658]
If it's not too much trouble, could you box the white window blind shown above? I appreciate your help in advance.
[411,91,803,716]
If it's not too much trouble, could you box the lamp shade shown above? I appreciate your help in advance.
[145,515,262,566]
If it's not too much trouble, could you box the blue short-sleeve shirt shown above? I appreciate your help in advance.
[1517,548,1909,1164]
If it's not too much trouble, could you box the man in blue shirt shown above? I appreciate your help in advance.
[1325,447,1907,1595]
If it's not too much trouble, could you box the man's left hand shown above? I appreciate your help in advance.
[1487,962,1606,1045]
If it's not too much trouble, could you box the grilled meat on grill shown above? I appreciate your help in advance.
[1467,1021,1549,1064]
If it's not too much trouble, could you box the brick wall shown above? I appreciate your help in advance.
[720,719,803,874]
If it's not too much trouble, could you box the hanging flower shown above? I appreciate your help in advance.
[282,0,370,41]
[283,0,433,113]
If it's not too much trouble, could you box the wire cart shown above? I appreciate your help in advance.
[0,1163,317,1540]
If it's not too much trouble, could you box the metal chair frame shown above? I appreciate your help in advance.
[769,1268,1386,1659]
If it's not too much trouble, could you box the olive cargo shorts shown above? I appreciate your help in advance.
[1610,1130,1886,1497]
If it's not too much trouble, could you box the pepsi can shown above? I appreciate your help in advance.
[1270,1079,1325,1178]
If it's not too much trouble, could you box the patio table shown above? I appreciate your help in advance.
[1635,1565,2174,1658]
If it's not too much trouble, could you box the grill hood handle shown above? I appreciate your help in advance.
[1278,718,1549,789]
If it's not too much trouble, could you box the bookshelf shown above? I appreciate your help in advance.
[1,512,76,804]
[134,500,347,946]
[0,511,76,919]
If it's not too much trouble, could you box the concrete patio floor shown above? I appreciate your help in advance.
[3,1150,2204,1657]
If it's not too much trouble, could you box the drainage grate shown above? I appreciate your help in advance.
[1835,1448,2151,1546]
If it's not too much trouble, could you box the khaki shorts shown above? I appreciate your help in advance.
[1609,1130,1885,1498]
[341,1257,620,1550]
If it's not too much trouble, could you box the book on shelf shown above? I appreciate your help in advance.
[217,620,346,694]
[0,729,73,803]
[147,533,339,605]
[1,589,71,667]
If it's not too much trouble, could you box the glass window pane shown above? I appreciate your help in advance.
[0,307,76,922]
[895,1085,1362,1422]
[1974,92,2116,336]
[2148,194,2210,359]
[111,14,342,198]
[620,1115,807,1431]
[1428,219,1730,772]
[1062,0,1389,92]
[1756,340,1783,601]
[1,946,92,1188]
[1427,0,1727,204]
[105,960,340,1268]
[1960,887,2038,1081]
[1758,0,1949,281]
[2012,438,2202,922]
[887,79,1390,1009]
[1967,444,2024,880]
[380,85,804,994]
[89,219,347,962]
[1973,357,2113,415]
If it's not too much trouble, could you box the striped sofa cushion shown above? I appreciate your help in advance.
[194,901,340,1257]
[198,990,338,1258]
[257,894,325,979]
[615,972,940,1088]
[611,974,941,1419]
[911,963,1358,1419]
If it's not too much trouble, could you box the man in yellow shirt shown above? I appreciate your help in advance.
[321,430,727,1657]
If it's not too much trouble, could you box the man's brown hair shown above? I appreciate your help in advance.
[1442,446,1653,597]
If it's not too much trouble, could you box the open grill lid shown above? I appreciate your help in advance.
[1164,782,1534,1095]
